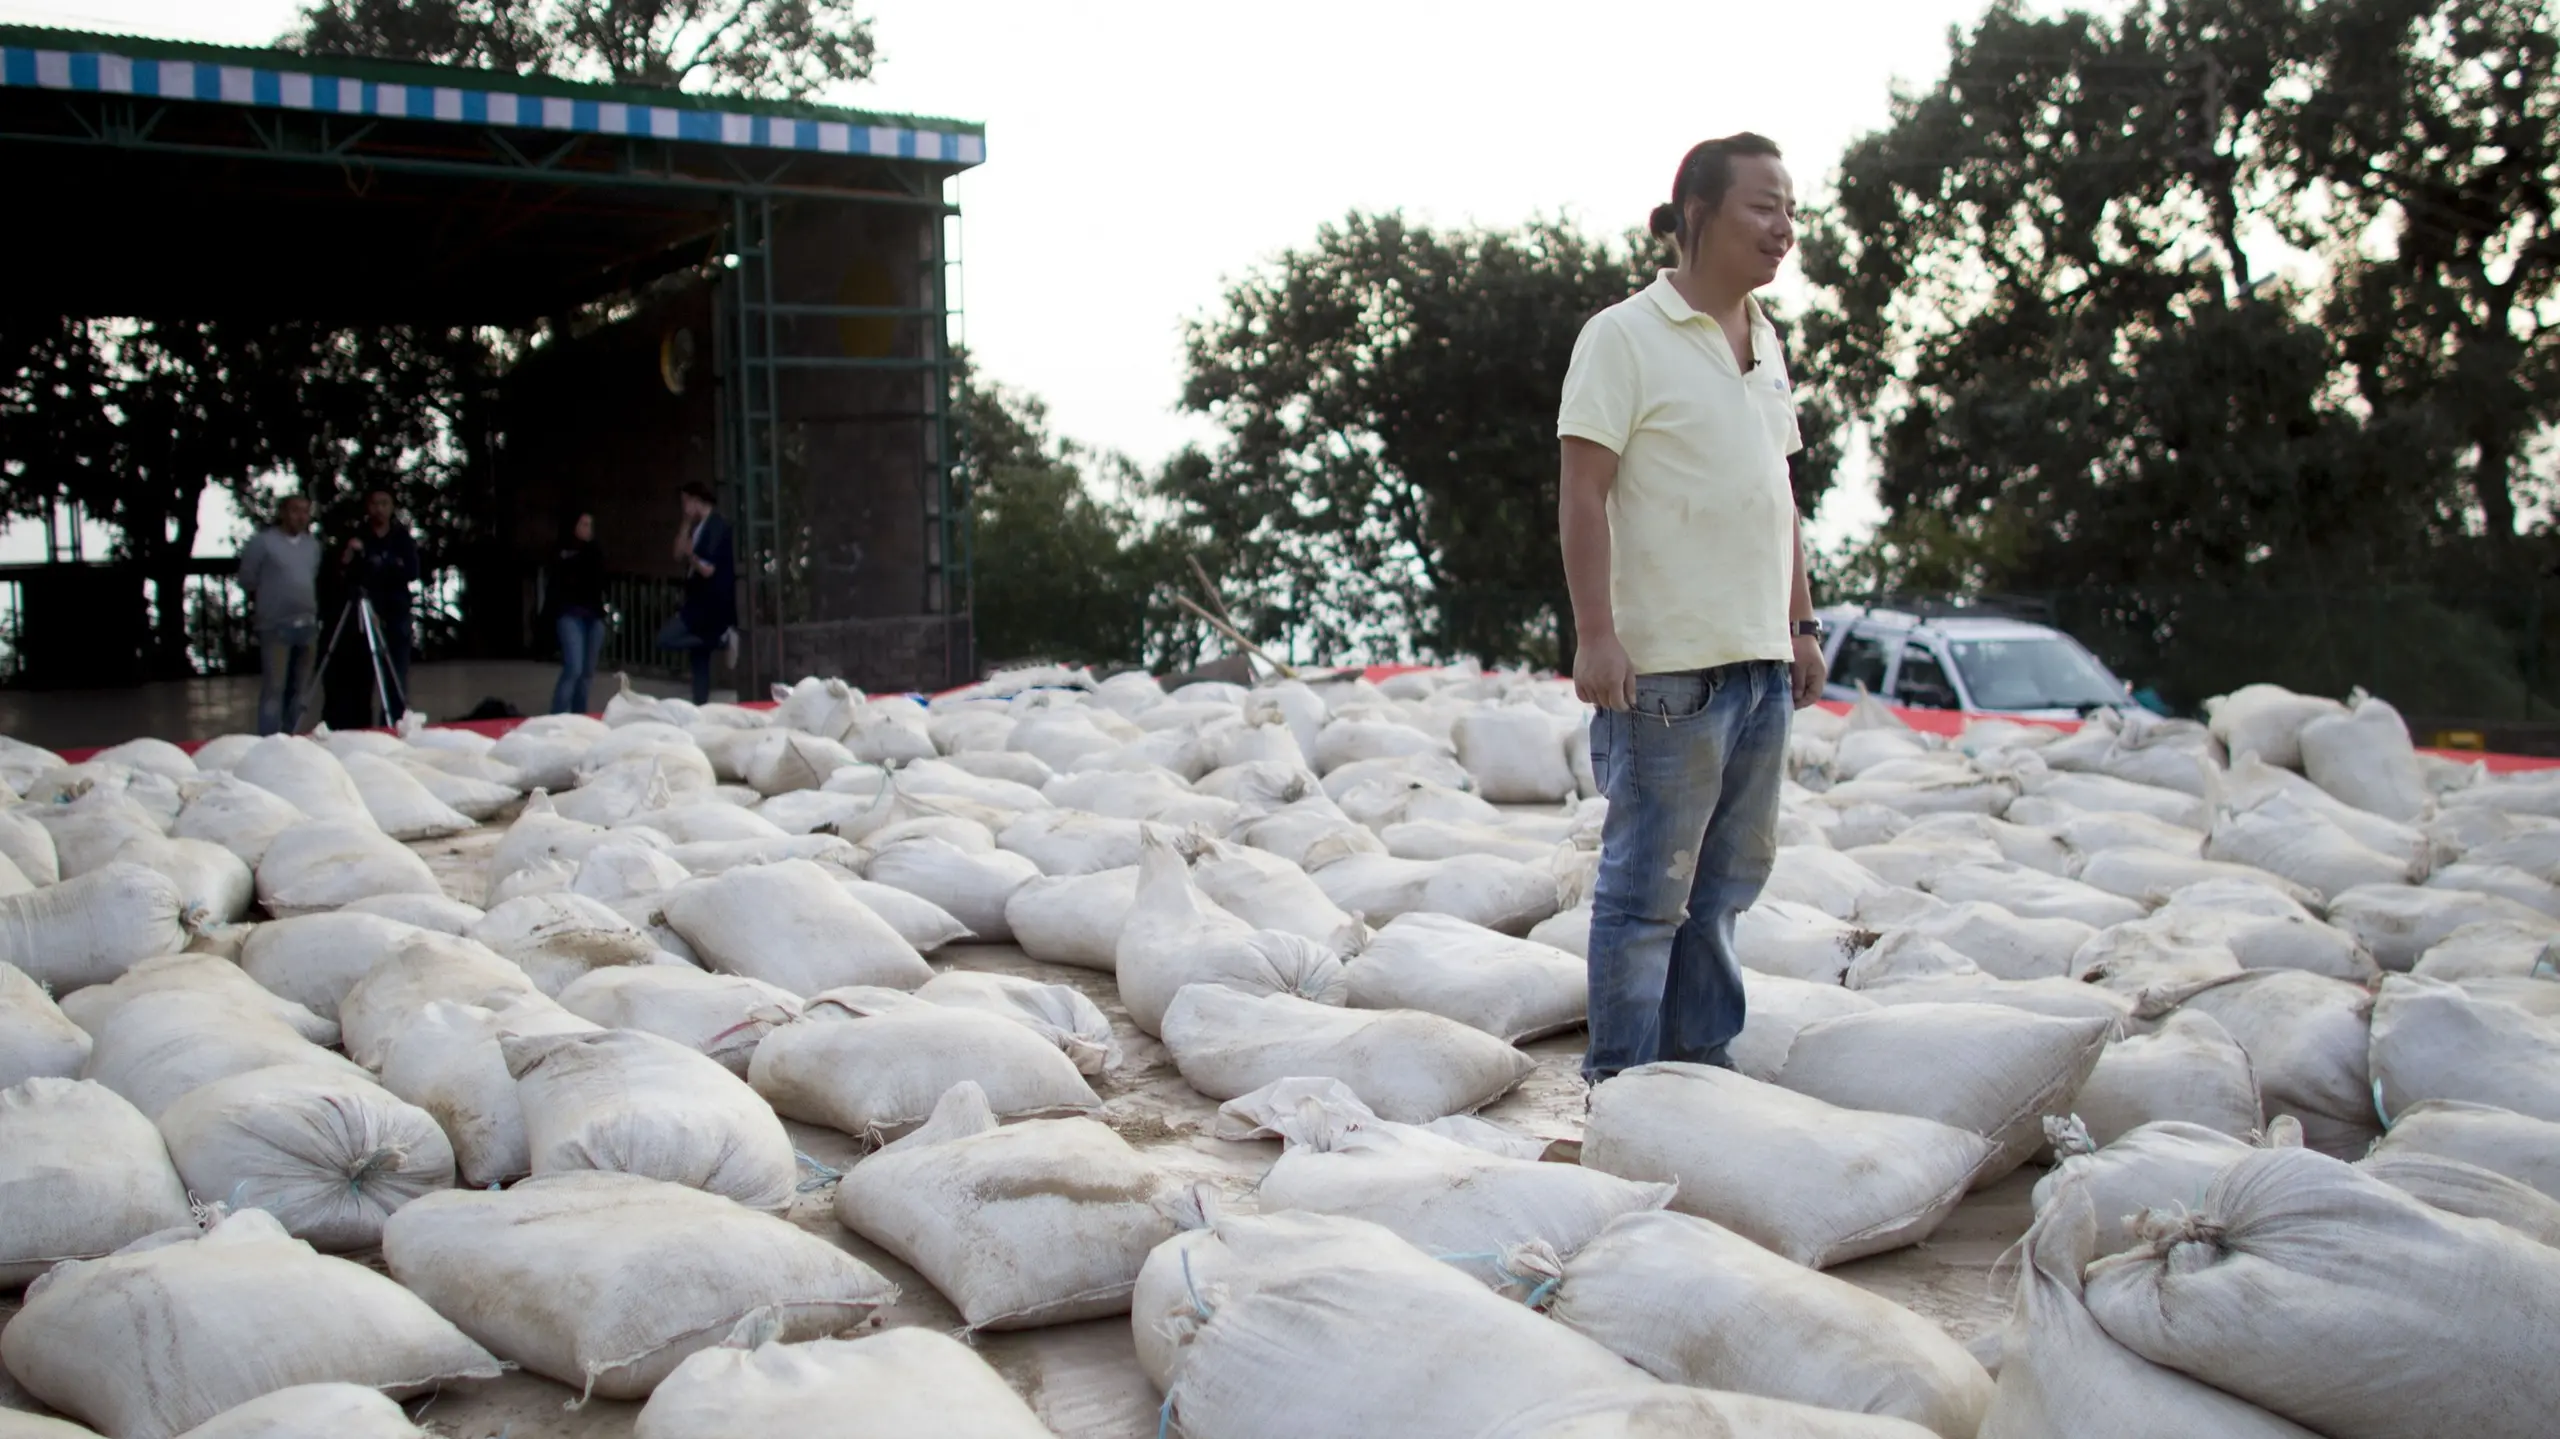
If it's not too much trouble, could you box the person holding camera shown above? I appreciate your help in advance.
[323,486,421,727]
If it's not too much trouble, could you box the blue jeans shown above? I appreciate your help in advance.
[553,612,605,714]
[257,618,318,735]
[1583,661,1791,1083]
[656,614,715,704]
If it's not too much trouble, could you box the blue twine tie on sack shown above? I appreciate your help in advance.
[794,1150,845,1193]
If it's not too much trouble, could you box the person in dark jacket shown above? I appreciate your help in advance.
[323,486,421,727]
[549,510,608,714]
[656,481,735,704]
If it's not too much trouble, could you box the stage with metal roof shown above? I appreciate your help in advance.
[0,25,986,694]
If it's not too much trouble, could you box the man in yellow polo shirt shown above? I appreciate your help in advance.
[1556,132,1826,1083]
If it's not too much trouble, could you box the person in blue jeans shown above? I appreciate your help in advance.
[548,510,607,714]
[1556,134,1829,1084]
[656,481,736,704]
[237,493,321,734]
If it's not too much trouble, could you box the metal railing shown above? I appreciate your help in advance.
[595,572,689,678]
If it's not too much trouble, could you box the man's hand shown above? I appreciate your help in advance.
[1575,632,1637,711]
[1790,634,1827,709]
[340,538,363,564]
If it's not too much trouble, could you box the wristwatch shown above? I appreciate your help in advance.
[1790,619,1826,641]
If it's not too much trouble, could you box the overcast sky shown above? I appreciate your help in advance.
[0,0,2106,551]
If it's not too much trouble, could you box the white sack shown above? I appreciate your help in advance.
[1255,1121,1670,1273]
[1550,1209,1994,1439]
[1453,707,1578,803]
[833,876,971,953]
[339,754,474,840]
[334,931,548,1069]
[833,1082,1186,1329]
[2416,919,2560,979]
[504,1027,795,1212]
[170,1383,427,1439]
[169,774,305,868]
[238,911,427,1020]
[1733,899,1873,983]
[1345,912,1586,1041]
[2371,1099,2560,1202]
[2068,1009,2261,1145]
[1306,850,1559,935]
[0,1077,192,1286]
[555,966,799,1076]
[2356,1150,2560,1246]
[1148,1212,1656,1439]
[1777,1003,2111,1181]
[1923,861,2146,927]
[58,952,335,1047]
[2034,1119,2280,1255]
[1189,836,1362,941]
[659,859,931,995]
[1979,1182,2322,1439]
[995,809,1152,876]
[35,787,166,879]
[381,1172,896,1402]
[375,997,597,1187]
[2176,969,2380,1157]
[2370,972,2560,1124]
[2205,684,2346,771]
[748,991,1099,1138]
[1005,867,1140,971]
[2082,1147,2560,1439]
[1730,971,1880,1081]
[2299,691,2430,821]
[914,970,1117,1075]
[340,890,483,934]
[0,862,193,992]
[860,838,1040,941]
[1580,1063,1994,1268]
[1161,984,1533,1123]
[2206,797,2418,901]
[2,1207,499,1439]
[0,961,88,1088]
[82,989,369,1120]
[467,891,658,996]
[631,1329,1053,1439]
[1118,835,1345,1035]
[254,821,442,918]
[156,1064,456,1251]
[232,735,375,828]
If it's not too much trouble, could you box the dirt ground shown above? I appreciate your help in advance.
[4,819,2035,1439]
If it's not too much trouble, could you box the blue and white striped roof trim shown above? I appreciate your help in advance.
[0,44,984,165]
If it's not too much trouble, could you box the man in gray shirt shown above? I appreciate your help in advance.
[236,494,321,734]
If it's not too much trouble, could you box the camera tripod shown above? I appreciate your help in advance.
[299,592,407,731]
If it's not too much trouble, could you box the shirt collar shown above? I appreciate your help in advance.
[1643,271,1775,336]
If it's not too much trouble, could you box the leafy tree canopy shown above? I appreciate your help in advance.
[287,0,878,99]
[1170,213,1842,669]
[956,372,1205,671]
[1806,0,2560,599]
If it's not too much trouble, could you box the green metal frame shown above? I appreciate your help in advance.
[713,190,967,693]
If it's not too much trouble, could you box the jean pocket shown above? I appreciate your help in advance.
[1633,671,1719,722]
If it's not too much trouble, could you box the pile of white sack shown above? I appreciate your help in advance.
[2,666,2558,1439]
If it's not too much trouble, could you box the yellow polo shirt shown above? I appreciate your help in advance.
[1557,273,1802,674]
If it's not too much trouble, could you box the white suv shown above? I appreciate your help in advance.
[1816,604,2134,719]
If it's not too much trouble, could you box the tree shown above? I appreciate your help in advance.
[287,0,878,98]
[0,320,493,676]
[956,372,1184,670]
[1806,0,2559,601]
[1173,213,1844,669]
